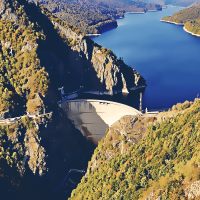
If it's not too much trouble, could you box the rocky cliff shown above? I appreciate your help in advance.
[29,0,161,34]
[85,100,193,176]
[69,100,200,200]
[52,19,146,95]
[0,0,146,199]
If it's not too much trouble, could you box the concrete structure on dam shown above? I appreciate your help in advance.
[59,99,142,145]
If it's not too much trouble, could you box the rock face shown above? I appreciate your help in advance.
[2,8,18,22]
[0,0,6,15]
[21,40,38,52]
[24,128,46,176]
[0,0,18,22]
[0,110,10,119]
[86,114,156,175]
[145,180,200,200]
[185,180,200,199]
[53,21,146,95]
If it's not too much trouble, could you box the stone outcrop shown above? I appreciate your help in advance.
[53,20,146,95]
[24,128,46,176]
[0,0,18,22]
[185,180,200,199]
[145,180,200,200]
[86,114,156,175]
[2,8,18,22]
[145,190,161,200]
[0,0,6,15]
[0,110,10,119]
[21,40,38,52]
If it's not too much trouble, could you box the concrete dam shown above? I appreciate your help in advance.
[59,99,141,145]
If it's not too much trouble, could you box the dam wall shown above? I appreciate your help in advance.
[59,99,141,145]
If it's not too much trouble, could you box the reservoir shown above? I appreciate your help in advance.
[90,6,200,110]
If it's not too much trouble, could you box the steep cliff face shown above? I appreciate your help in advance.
[85,101,193,176]
[69,100,200,200]
[86,114,156,175]
[53,20,146,95]
[0,0,18,22]
[0,1,146,199]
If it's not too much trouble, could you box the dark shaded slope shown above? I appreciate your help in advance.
[0,1,146,199]
[29,0,162,34]
[70,100,200,200]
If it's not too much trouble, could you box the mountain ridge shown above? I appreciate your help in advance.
[0,0,146,198]
[69,99,200,200]
[30,0,162,34]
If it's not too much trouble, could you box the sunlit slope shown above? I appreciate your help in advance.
[69,99,200,199]
[0,0,146,198]
[29,0,162,34]
[162,3,200,35]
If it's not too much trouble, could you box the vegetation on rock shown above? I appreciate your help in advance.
[0,0,147,199]
[69,99,200,200]
[28,0,162,34]
[162,3,200,35]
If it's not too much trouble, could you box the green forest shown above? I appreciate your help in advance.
[69,99,200,200]
[162,3,200,35]
[0,1,52,116]
[0,0,146,199]
[28,0,162,34]
[1,0,200,199]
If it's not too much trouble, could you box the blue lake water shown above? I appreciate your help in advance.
[90,6,200,110]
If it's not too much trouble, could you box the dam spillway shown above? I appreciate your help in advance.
[59,99,141,145]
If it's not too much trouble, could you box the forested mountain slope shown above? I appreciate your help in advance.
[70,99,200,200]
[29,0,162,34]
[162,3,200,36]
[0,0,146,199]
[0,0,146,119]
[144,0,200,7]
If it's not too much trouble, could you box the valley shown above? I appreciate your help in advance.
[0,0,200,200]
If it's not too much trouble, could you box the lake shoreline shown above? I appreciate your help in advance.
[125,11,145,14]
[91,6,200,110]
[161,19,200,37]
[160,19,184,25]
[86,33,101,36]
[89,10,163,36]
[183,26,200,37]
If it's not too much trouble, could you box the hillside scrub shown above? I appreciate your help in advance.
[69,99,200,200]
[162,3,200,35]
[29,0,162,34]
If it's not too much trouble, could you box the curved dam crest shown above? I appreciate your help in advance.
[59,99,141,145]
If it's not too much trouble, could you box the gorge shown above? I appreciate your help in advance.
[0,0,146,199]
[1,0,200,199]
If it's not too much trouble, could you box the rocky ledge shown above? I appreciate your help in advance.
[53,21,146,95]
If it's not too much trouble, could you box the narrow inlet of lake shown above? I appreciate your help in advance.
[90,6,200,110]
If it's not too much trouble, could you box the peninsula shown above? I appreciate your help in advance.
[28,0,162,34]
[161,3,200,36]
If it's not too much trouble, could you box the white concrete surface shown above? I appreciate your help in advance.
[65,99,141,127]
